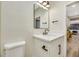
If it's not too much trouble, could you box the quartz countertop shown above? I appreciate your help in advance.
[33,33,64,42]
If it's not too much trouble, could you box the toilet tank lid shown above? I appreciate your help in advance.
[4,41,26,50]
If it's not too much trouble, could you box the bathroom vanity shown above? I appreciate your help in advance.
[33,1,66,57]
[33,34,65,57]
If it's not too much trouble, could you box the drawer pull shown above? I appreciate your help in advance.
[42,45,48,51]
[58,44,61,55]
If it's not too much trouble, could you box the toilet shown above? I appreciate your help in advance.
[4,41,26,57]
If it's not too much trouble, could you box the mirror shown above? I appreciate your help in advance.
[33,2,49,29]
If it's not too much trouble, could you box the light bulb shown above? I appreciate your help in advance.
[39,0,43,3]
[46,5,50,8]
[42,1,47,5]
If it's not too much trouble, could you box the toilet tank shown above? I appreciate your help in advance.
[4,41,26,57]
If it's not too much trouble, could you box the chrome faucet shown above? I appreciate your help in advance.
[43,29,49,35]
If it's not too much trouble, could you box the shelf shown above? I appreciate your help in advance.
[70,20,79,24]
[68,15,79,20]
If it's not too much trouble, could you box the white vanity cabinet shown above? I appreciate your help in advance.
[33,35,65,57]
[49,37,64,57]
[33,38,50,57]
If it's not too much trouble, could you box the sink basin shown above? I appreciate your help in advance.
[33,33,64,42]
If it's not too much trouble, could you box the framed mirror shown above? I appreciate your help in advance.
[33,2,49,29]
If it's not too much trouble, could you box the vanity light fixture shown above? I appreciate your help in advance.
[42,1,47,5]
[46,1,50,8]
[39,0,43,3]
[46,5,50,8]
[38,1,50,8]
[36,2,48,10]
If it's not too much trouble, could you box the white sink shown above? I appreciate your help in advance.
[33,33,64,42]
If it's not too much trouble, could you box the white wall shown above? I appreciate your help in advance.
[67,2,79,17]
[0,2,1,56]
[1,1,34,56]
[49,2,67,34]
[48,1,69,56]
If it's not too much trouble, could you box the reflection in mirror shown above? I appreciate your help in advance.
[33,1,50,29]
